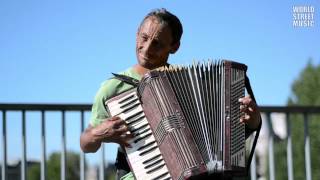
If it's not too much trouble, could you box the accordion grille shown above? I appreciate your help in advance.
[230,68,246,167]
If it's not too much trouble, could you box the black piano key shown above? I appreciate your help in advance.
[134,128,150,138]
[146,163,165,174]
[139,146,157,156]
[122,103,140,114]
[134,132,152,143]
[151,172,169,180]
[137,140,155,151]
[125,111,143,120]
[127,115,145,126]
[130,124,148,133]
[144,159,163,169]
[120,98,138,109]
[118,94,135,104]
[142,154,161,165]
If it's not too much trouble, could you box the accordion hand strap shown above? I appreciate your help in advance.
[112,73,139,87]
[245,74,262,174]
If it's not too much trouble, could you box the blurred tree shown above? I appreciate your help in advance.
[47,151,80,180]
[27,151,80,180]
[28,163,40,180]
[27,151,116,180]
[274,59,320,179]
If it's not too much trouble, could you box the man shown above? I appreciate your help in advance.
[80,8,261,180]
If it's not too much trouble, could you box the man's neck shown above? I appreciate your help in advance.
[133,64,151,76]
[133,63,170,76]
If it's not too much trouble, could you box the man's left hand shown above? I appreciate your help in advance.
[239,95,261,130]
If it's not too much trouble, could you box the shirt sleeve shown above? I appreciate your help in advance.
[89,79,118,127]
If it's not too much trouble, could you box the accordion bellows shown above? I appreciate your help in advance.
[106,60,247,180]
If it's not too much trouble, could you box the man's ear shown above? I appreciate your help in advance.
[136,31,139,42]
[170,41,180,54]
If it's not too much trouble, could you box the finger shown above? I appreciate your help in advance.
[240,114,250,123]
[113,119,126,127]
[238,95,249,103]
[109,116,121,121]
[240,105,255,116]
[118,138,132,148]
[120,133,134,143]
[114,125,130,134]
[126,133,134,139]
[240,105,247,112]
[239,96,253,105]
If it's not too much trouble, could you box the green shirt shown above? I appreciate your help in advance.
[90,67,142,127]
[90,67,141,180]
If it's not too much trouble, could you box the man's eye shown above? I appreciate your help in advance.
[141,36,148,41]
[153,40,162,48]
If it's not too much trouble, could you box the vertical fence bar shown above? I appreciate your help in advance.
[250,132,257,180]
[21,110,27,180]
[61,111,66,180]
[250,147,257,180]
[99,144,105,180]
[286,113,294,180]
[304,113,312,180]
[2,111,7,180]
[41,111,47,180]
[267,112,275,180]
[80,111,86,180]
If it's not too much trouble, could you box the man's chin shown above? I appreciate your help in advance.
[141,62,155,69]
[139,58,155,69]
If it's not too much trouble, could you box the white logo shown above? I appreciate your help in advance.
[292,5,315,27]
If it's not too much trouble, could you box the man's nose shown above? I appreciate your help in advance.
[142,40,154,56]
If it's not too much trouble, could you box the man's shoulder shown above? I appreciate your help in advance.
[100,67,135,88]
[97,67,137,99]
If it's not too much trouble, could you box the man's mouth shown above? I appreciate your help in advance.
[140,54,152,61]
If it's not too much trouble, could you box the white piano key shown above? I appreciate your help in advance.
[106,90,172,180]
[128,145,160,163]
[135,162,170,180]
[117,105,143,120]
[108,96,139,115]
[107,91,137,108]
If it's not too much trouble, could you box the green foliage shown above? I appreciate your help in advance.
[289,59,320,105]
[27,151,117,180]
[27,151,80,180]
[47,151,80,180]
[105,166,116,180]
[274,59,320,179]
[27,163,41,180]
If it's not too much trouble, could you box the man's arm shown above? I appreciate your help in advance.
[80,116,133,153]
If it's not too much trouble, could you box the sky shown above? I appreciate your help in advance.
[0,0,319,165]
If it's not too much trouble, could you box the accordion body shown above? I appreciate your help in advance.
[106,60,247,180]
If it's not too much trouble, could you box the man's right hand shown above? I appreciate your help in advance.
[92,116,133,147]
[80,116,133,153]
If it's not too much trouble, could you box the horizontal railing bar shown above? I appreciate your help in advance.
[1,104,320,113]
[259,106,320,113]
[0,104,91,111]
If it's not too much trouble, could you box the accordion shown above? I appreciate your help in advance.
[106,60,251,180]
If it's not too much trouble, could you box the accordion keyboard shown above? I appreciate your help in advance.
[106,90,171,180]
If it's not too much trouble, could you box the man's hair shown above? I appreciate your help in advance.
[139,8,183,45]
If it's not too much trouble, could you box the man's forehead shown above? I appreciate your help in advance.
[139,17,168,34]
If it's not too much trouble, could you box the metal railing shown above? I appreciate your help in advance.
[257,106,320,180]
[0,104,90,180]
[0,104,319,180]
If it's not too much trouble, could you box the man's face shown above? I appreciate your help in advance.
[136,17,176,69]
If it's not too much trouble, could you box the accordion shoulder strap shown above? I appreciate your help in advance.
[112,73,139,87]
[245,74,262,174]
